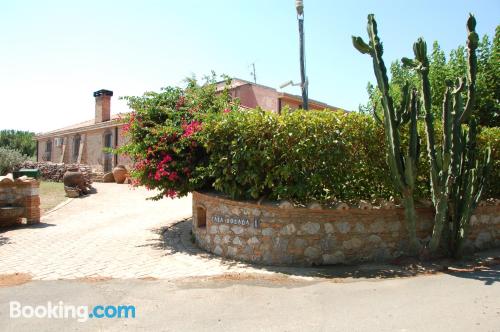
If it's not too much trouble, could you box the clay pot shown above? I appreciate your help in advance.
[112,165,128,184]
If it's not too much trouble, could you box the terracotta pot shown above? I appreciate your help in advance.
[112,166,128,184]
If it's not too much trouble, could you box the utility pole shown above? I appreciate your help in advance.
[296,0,308,110]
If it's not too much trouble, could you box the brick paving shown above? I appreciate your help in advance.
[0,183,268,280]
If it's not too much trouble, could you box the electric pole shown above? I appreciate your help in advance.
[296,0,308,110]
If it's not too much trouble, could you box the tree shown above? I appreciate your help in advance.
[0,130,36,157]
[361,26,499,127]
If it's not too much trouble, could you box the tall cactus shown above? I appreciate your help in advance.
[352,14,421,254]
[403,14,491,256]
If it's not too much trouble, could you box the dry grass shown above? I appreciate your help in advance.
[39,181,67,213]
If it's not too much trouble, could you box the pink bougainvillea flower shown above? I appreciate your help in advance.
[165,189,177,198]
[181,121,202,138]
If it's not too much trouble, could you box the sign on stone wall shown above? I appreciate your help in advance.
[211,215,260,228]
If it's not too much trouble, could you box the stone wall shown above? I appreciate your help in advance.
[192,191,500,266]
[20,161,92,185]
[0,177,40,226]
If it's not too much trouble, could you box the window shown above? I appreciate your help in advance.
[73,135,81,162]
[45,140,52,161]
[103,131,113,172]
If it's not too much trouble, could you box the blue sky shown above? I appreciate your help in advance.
[1,0,498,132]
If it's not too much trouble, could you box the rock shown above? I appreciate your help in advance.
[304,246,321,258]
[219,224,230,233]
[262,228,274,236]
[368,235,383,243]
[227,246,238,257]
[103,172,115,183]
[231,225,244,235]
[474,232,492,248]
[278,200,294,209]
[335,202,349,210]
[358,200,372,210]
[209,225,218,234]
[279,224,296,235]
[294,238,307,248]
[381,200,396,209]
[213,235,222,244]
[336,221,351,234]
[213,245,223,255]
[307,202,322,210]
[322,251,345,264]
[342,237,362,250]
[232,237,243,246]
[247,237,260,245]
[370,219,386,233]
[301,222,321,235]
[324,223,334,234]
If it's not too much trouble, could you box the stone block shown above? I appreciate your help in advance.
[301,222,320,235]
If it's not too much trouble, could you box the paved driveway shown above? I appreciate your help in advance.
[0,183,260,280]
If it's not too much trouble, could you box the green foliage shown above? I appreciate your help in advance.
[202,109,415,203]
[0,147,29,175]
[361,27,499,127]
[0,130,36,157]
[117,73,239,199]
[478,126,500,198]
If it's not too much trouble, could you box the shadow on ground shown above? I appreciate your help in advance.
[142,218,500,283]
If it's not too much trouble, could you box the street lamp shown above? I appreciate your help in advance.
[296,0,308,110]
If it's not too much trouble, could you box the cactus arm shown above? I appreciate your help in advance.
[459,14,479,124]
[413,39,441,203]
[353,14,421,254]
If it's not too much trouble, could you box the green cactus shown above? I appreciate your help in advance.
[352,14,421,255]
[405,14,491,256]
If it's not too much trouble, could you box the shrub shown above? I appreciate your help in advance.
[0,147,29,175]
[202,109,405,203]
[478,126,500,198]
[117,75,239,199]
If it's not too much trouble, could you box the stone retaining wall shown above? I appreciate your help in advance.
[192,191,500,266]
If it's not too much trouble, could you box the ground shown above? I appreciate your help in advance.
[0,183,499,331]
[39,181,66,213]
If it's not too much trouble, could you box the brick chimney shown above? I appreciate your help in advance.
[93,89,113,123]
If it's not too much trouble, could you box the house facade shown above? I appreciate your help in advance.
[35,90,131,174]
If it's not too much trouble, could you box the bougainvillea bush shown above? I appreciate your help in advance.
[117,75,239,199]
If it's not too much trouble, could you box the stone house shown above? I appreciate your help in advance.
[35,79,343,174]
[35,90,131,174]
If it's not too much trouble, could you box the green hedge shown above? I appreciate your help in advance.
[201,109,498,203]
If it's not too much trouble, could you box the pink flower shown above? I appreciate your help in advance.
[165,189,177,198]
[182,120,202,138]
[223,108,231,113]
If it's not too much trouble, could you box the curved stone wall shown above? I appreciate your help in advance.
[192,191,500,266]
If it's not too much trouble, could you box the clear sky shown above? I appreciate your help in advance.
[1,0,498,133]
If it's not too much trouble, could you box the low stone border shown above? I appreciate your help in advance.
[192,191,500,266]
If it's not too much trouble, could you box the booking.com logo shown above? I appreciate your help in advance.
[10,301,136,323]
